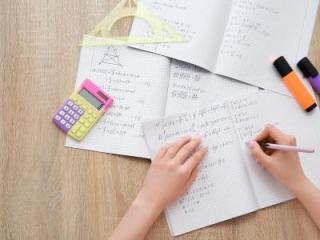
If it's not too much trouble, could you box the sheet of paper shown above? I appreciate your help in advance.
[143,90,320,235]
[143,103,257,236]
[229,93,292,208]
[130,0,233,71]
[230,91,320,208]
[65,47,170,158]
[215,0,319,95]
[165,60,258,115]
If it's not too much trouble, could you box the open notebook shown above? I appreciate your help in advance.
[66,47,257,157]
[142,91,320,236]
[130,0,319,95]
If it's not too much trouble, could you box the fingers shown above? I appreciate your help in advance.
[255,124,284,142]
[154,143,171,161]
[165,136,192,158]
[174,137,202,164]
[250,141,271,168]
[183,166,199,192]
[183,147,208,173]
[255,124,297,146]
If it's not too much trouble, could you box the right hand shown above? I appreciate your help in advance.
[249,124,307,193]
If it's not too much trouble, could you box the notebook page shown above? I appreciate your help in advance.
[214,0,319,95]
[130,0,233,71]
[165,60,259,115]
[295,0,320,59]
[258,91,320,207]
[230,91,320,209]
[143,103,257,236]
[65,47,170,158]
[229,92,292,209]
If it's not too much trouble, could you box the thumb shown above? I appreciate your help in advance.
[250,141,271,166]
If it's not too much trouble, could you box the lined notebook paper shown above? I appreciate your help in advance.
[131,0,319,95]
[143,91,320,236]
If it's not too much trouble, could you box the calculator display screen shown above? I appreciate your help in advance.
[79,89,104,110]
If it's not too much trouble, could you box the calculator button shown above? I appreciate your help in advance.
[84,122,90,128]
[72,105,79,111]
[67,101,73,107]
[55,115,61,121]
[59,110,65,116]
[79,118,85,124]
[79,126,87,133]
[70,119,76,124]
[78,109,84,115]
[63,106,69,111]
[61,119,66,125]
[71,125,80,133]
[66,123,71,129]
[68,110,75,115]
[76,132,82,138]
[65,115,71,121]
[88,117,95,123]
[74,114,80,120]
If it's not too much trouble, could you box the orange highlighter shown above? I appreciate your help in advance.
[273,56,317,112]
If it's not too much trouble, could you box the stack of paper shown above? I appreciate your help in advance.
[65,0,320,236]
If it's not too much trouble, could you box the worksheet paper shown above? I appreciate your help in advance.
[66,47,256,158]
[130,0,319,95]
[165,60,258,115]
[66,47,170,158]
[142,91,320,236]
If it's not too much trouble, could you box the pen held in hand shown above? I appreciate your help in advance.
[264,143,315,154]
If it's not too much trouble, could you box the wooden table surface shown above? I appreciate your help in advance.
[1,1,320,239]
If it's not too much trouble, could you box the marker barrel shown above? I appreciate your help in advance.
[273,56,317,112]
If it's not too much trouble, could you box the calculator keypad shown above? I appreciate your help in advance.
[53,100,85,133]
[53,96,100,141]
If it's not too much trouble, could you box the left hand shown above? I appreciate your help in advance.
[136,136,208,211]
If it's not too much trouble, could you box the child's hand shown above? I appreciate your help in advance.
[137,136,208,211]
[250,124,307,193]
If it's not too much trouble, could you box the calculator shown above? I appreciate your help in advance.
[52,79,113,141]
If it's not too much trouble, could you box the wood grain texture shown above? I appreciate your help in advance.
[0,1,320,239]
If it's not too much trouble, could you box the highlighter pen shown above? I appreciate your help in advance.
[297,57,320,95]
[273,56,317,112]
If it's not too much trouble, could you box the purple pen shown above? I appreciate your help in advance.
[297,57,320,94]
